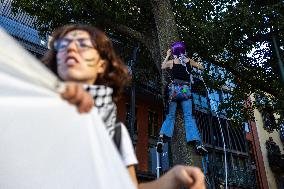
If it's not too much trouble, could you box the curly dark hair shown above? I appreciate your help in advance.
[42,24,131,101]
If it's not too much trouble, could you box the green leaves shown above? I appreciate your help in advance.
[8,0,284,129]
[172,0,284,128]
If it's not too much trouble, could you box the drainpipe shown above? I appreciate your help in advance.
[130,46,139,141]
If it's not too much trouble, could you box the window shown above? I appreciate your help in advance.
[243,122,250,133]
[148,144,169,174]
[200,96,208,109]
[239,158,245,170]
[280,123,284,142]
[192,93,209,110]
[148,146,154,173]
[148,110,158,137]
[262,111,276,133]
[192,93,201,108]
[209,91,220,111]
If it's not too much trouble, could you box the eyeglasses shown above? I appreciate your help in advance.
[54,38,95,52]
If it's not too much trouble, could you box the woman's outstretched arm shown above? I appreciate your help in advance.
[188,58,204,70]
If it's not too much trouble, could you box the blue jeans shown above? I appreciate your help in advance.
[159,98,201,143]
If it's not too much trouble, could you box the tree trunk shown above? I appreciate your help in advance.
[150,0,202,168]
[150,0,179,80]
[171,108,192,166]
[171,108,203,168]
[150,0,179,57]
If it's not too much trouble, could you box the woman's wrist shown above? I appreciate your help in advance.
[162,55,170,64]
[198,65,204,70]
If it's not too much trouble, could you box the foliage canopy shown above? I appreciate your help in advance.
[7,0,284,129]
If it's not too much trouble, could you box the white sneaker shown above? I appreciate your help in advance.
[196,144,208,155]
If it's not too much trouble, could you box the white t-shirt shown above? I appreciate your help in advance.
[120,123,138,167]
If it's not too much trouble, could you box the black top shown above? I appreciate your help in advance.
[171,62,192,82]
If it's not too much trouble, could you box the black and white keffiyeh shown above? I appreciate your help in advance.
[85,85,118,138]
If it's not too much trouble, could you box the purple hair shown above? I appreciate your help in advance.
[171,41,186,56]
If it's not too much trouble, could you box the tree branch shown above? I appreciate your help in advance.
[244,32,271,45]
[94,14,152,48]
[206,57,280,98]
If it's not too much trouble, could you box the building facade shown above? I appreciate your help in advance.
[252,95,284,189]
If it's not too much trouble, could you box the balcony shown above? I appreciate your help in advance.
[193,108,257,188]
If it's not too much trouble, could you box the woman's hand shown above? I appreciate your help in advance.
[166,49,172,57]
[139,165,205,189]
[61,82,94,113]
[171,165,205,189]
